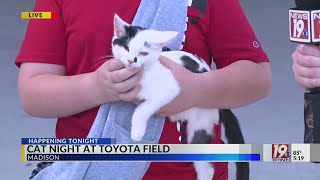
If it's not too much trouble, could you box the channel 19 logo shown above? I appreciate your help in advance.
[272,144,290,162]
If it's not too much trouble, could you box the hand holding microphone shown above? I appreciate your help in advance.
[291,0,320,89]
[290,0,320,145]
[292,44,320,89]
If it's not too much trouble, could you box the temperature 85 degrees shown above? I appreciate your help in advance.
[292,150,304,161]
[290,144,310,162]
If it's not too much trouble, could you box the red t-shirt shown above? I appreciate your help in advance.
[16,0,269,179]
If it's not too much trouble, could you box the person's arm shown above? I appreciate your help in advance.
[18,60,141,118]
[292,44,320,89]
[194,61,271,108]
[156,0,271,116]
[156,58,271,116]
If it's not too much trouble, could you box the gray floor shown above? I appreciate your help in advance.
[1,0,320,179]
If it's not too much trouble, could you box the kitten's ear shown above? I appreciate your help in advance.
[114,14,129,37]
[147,31,179,47]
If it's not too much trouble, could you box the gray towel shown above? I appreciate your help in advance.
[132,0,187,50]
[31,0,187,179]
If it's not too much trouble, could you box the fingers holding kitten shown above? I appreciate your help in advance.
[94,58,142,102]
[117,85,141,102]
[110,67,141,83]
[113,72,141,93]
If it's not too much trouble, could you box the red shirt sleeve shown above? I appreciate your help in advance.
[208,0,269,68]
[15,0,66,67]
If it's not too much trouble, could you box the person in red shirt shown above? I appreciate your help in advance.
[16,0,271,179]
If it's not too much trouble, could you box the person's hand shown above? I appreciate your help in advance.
[93,58,141,103]
[155,56,199,117]
[292,44,320,89]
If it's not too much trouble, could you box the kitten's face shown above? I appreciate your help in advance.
[112,14,178,68]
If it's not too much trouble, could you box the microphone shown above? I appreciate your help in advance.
[295,0,320,10]
[289,0,320,45]
[290,0,320,145]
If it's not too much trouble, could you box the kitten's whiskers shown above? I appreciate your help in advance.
[140,65,144,76]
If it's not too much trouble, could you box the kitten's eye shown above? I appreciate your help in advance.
[139,52,149,56]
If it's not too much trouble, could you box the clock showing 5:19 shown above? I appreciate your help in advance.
[292,150,305,161]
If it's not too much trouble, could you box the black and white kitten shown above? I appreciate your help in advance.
[111,14,249,180]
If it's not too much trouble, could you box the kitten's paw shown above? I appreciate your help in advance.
[195,162,214,180]
[197,171,214,180]
[131,128,145,142]
[207,167,214,180]
[197,168,214,180]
